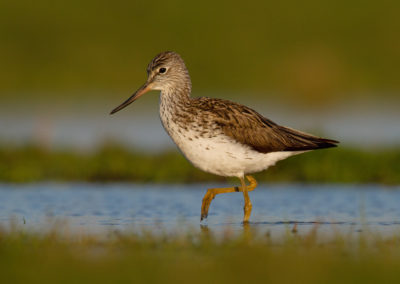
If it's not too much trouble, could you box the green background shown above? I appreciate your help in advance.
[1,0,399,106]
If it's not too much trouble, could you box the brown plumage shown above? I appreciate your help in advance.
[189,97,339,153]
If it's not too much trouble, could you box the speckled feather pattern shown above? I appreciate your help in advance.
[151,51,338,178]
[159,92,302,177]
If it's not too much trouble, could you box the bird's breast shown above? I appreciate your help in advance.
[159,101,199,145]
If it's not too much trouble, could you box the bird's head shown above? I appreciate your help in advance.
[110,51,190,115]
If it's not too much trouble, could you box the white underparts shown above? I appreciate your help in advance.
[176,132,301,177]
[159,92,303,178]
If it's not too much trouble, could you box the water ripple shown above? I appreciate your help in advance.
[0,183,399,236]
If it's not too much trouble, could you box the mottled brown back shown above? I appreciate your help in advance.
[192,97,339,153]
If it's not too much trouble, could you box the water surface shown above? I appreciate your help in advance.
[1,183,400,237]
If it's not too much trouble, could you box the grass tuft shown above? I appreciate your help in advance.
[0,143,400,184]
[1,226,400,283]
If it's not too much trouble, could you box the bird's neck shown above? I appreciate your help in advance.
[158,79,195,147]
[159,78,192,108]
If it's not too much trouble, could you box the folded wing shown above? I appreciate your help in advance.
[195,97,339,154]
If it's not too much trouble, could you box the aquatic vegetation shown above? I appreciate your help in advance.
[0,143,399,184]
[1,226,400,283]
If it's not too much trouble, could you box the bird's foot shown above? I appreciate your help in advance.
[200,190,215,221]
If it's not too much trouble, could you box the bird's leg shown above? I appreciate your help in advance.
[241,176,256,223]
[201,186,239,221]
[200,175,257,221]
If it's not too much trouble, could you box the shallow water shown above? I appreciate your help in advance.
[2,98,400,150]
[1,183,400,237]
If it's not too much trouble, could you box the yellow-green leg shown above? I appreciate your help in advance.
[200,175,258,221]
[240,176,252,223]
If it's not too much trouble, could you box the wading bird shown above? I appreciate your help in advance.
[110,51,339,223]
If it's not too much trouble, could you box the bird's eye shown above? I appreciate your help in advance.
[159,67,167,74]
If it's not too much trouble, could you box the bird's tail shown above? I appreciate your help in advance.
[278,126,339,151]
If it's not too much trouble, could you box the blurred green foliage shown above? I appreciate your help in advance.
[1,227,400,283]
[1,0,399,105]
[1,143,399,184]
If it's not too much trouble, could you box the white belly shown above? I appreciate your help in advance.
[164,124,301,177]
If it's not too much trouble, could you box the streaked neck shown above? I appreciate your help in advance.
[160,78,192,106]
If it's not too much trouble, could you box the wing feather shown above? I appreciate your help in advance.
[193,97,339,153]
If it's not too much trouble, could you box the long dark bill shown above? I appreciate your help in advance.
[110,83,152,115]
